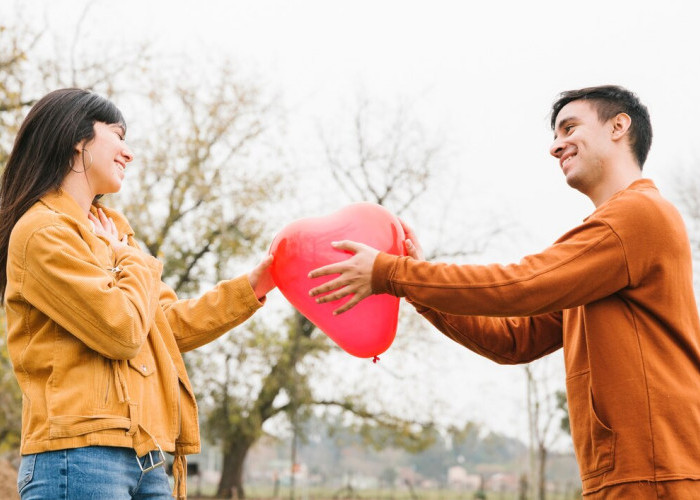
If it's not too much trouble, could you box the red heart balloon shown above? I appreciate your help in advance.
[269,203,405,358]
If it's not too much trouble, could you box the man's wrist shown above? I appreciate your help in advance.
[371,252,399,295]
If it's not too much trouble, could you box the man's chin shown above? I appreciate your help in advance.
[565,174,588,194]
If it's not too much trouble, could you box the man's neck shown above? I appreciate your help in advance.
[588,160,643,207]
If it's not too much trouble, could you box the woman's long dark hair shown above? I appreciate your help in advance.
[0,88,126,300]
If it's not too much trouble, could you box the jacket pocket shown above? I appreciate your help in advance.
[566,370,615,480]
[17,453,36,494]
[126,344,180,444]
[95,355,112,409]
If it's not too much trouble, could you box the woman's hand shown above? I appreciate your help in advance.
[248,255,276,300]
[88,208,128,250]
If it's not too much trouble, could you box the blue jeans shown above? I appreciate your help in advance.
[17,446,171,499]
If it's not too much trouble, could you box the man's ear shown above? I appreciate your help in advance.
[611,112,632,141]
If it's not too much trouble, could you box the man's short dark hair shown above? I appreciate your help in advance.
[550,85,652,168]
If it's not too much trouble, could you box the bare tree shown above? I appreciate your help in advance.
[319,94,502,263]
[0,12,45,165]
[525,359,567,500]
[673,168,700,293]
[320,96,440,215]
[187,95,449,498]
[107,63,293,499]
[0,7,487,499]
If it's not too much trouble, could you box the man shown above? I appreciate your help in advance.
[309,86,700,498]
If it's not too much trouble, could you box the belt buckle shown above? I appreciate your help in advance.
[136,444,165,473]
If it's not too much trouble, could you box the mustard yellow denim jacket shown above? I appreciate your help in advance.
[4,189,263,498]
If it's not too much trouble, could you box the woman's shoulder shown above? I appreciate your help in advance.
[10,199,83,250]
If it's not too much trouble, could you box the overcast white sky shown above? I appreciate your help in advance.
[6,0,700,444]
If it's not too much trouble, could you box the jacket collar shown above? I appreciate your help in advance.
[40,189,90,228]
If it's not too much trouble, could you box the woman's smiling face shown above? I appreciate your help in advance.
[80,121,134,196]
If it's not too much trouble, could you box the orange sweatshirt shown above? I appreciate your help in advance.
[372,179,700,494]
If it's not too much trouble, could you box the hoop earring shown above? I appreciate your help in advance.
[81,148,93,171]
[70,148,93,173]
[70,158,83,173]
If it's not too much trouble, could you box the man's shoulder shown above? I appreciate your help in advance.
[594,181,687,248]
[598,181,677,223]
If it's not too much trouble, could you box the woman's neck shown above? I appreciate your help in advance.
[59,173,94,214]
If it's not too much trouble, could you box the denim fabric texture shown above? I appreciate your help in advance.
[17,446,171,499]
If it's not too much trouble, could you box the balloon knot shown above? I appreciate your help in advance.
[372,356,380,363]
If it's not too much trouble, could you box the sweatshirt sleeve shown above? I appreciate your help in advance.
[20,225,163,360]
[413,302,563,364]
[159,275,264,352]
[372,218,630,317]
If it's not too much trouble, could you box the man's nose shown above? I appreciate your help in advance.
[550,138,564,158]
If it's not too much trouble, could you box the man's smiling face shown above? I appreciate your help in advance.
[550,100,615,195]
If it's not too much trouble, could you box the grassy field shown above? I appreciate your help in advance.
[190,486,582,500]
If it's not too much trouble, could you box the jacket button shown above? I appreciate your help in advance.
[141,365,147,372]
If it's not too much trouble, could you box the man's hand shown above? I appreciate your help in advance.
[308,240,380,315]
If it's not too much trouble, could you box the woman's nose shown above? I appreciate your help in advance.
[121,144,134,163]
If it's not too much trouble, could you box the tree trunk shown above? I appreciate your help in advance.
[538,443,547,500]
[216,437,254,499]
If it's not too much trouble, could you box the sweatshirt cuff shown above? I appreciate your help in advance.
[371,252,400,295]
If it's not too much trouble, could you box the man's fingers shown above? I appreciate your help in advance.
[330,240,363,253]
[332,294,363,315]
[308,240,367,279]
[308,263,344,280]
[314,285,352,304]
[309,276,348,297]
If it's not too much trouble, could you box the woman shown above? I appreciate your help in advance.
[0,88,275,499]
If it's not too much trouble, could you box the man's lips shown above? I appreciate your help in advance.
[560,151,576,171]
